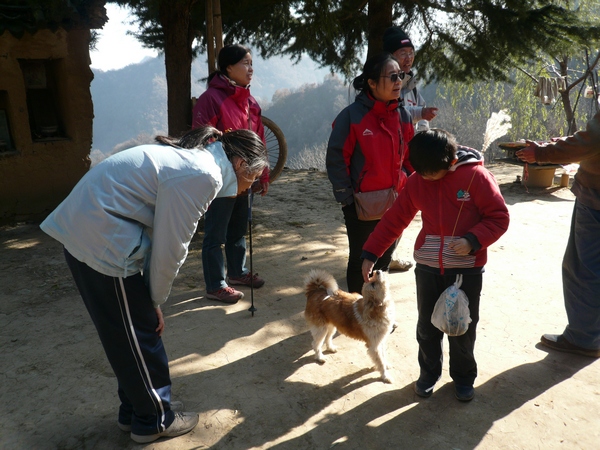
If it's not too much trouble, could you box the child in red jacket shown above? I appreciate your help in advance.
[361,129,509,401]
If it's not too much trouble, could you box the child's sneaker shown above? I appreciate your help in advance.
[414,379,435,398]
[228,273,265,288]
[454,383,475,402]
[206,287,244,304]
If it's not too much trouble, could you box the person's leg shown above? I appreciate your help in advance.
[225,194,249,278]
[375,234,398,272]
[414,267,445,389]
[342,205,398,293]
[202,197,236,292]
[64,249,175,436]
[343,205,374,293]
[448,273,482,387]
[561,201,600,350]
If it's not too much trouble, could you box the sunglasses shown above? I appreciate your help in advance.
[381,72,406,83]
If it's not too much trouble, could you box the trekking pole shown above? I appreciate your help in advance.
[247,189,256,316]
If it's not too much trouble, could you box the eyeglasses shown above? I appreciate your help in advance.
[396,50,415,59]
[381,72,406,83]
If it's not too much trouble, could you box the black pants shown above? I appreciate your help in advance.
[342,204,397,293]
[64,248,175,436]
[414,267,482,387]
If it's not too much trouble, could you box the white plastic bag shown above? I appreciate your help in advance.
[431,274,471,336]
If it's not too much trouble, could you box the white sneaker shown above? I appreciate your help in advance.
[130,411,199,443]
[118,401,184,432]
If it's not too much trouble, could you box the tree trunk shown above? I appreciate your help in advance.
[159,0,196,136]
[366,0,393,59]
[206,0,215,73]
[213,0,223,56]
[206,0,223,74]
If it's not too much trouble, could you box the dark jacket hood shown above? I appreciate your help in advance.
[450,146,484,171]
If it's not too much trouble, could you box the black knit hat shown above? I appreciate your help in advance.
[382,26,414,53]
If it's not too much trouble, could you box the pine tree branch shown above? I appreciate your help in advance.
[564,51,600,92]
[516,67,538,83]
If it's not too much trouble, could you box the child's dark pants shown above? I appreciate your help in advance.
[415,266,482,387]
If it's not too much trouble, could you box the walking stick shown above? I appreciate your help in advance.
[247,189,256,316]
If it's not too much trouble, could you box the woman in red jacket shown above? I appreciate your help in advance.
[326,51,414,293]
[192,44,268,304]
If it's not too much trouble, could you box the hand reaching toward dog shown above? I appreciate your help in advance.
[362,259,375,283]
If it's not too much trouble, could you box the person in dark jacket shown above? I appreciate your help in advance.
[326,51,414,293]
[192,44,268,304]
[517,110,600,358]
[383,26,438,132]
[362,129,509,401]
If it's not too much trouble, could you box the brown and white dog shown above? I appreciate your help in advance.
[303,269,396,383]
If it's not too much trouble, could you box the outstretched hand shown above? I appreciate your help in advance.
[362,259,375,283]
[422,107,439,121]
[516,140,538,163]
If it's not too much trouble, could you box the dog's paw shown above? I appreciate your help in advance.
[315,353,326,364]
[381,374,393,384]
[325,346,338,354]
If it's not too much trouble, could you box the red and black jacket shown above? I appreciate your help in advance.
[363,149,510,275]
[326,91,414,206]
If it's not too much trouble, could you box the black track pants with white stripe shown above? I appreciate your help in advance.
[64,248,175,436]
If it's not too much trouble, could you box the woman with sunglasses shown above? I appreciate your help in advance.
[326,51,415,293]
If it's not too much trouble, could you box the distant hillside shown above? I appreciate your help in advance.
[90,54,333,158]
[90,57,449,169]
[262,75,350,162]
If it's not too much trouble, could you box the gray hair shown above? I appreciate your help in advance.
[155,126,268,175]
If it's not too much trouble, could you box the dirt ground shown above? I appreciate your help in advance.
[1,162,599,450]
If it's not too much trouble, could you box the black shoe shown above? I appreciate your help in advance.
[414,379,435,398]
[454,384,475,402]
[540,334,600,358]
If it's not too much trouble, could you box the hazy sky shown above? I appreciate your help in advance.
[90,4,158,71]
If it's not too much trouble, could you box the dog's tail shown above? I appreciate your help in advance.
[304,269,338,298]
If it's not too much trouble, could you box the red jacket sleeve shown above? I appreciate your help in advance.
[363,182,419,257]
[464,168,510,250]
